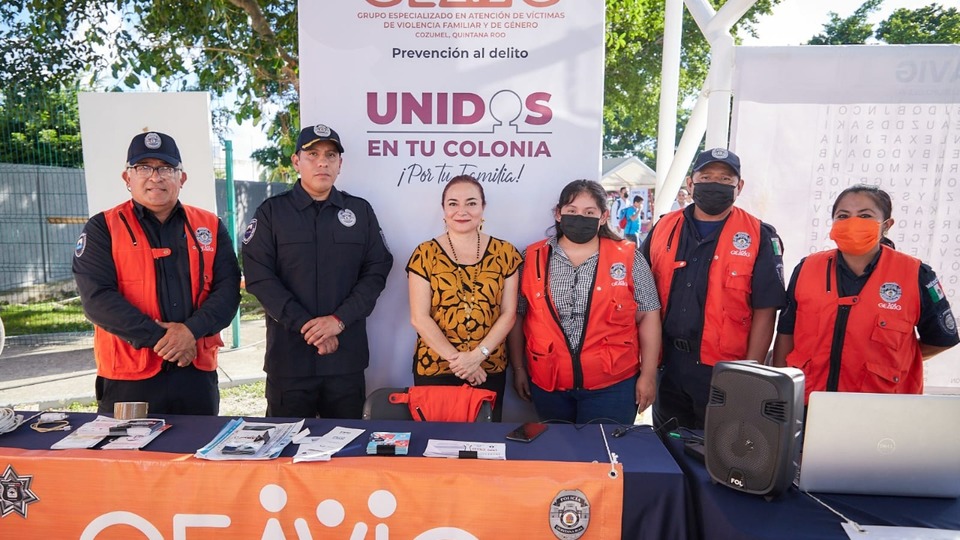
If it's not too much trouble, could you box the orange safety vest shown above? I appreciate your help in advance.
[648,207,761,365]
[520,238,639,391]
[94,200,223,380]
[786,247,922,402]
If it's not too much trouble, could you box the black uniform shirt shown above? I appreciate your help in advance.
[778,250,960,347]
[241,182,393,377]
[72,201,241,349]
[641,205,787,362]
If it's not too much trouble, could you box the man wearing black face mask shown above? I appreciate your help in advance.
[641,149,786,430]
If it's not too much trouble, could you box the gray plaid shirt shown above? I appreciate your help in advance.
[517,236,660,351]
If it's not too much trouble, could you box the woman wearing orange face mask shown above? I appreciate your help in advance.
[771,185,958,402]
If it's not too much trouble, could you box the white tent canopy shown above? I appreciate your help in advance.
[601,156,657,192]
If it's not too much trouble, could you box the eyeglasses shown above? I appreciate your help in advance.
[127,164,181,180]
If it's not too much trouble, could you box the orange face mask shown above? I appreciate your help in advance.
[829,217,883,255]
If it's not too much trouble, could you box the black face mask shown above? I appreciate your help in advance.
[559,214,600,244]
[692,182,736,216]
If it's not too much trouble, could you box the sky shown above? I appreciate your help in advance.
[741,0,930,46]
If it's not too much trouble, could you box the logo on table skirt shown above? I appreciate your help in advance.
[609,262,627,283]
[0,465,40,518]
[549,489,590,540]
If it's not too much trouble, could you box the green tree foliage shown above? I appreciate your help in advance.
[876,4,960,44]
[1,1,777,171]
[603,0,778,160]
[1,0,298,169]
[807,0,883,45]
[808,1,959,45]
[0,85,84,167]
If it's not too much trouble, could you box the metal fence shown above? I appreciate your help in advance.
[0,84,289,344]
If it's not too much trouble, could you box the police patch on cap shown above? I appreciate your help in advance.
[879,282,902,303]
[940,309,957,335]
[314,124,332,137]
[609,262,627,281]
[711,148,729,159]
[338,208,357,227]
[733,232,752,250]
[144,132,162,149]
[75,233,87,258]
[549,489,590,540]
[242,219,257,245]
[196,227,213,246]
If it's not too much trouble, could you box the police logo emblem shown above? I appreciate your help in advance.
[941,309,957,335]
[733,232,752,250]
[144,132,162,149]
[879,282,902,303]
[549,489,590,540]
[195,227,213,246]
[314,124,332,137]
[242,219,257,245]
[610,262,627,281]
[1,465,39,518]
[338,209,357,227]
[74,233,87,258]
[711,148,729,159]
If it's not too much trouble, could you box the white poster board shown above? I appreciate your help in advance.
[78,92,217,215]
[731,45,960,393]
[299,0,606,419]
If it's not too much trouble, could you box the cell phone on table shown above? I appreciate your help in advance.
[505,422,548,443]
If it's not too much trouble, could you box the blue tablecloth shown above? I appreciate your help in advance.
[3,413,689,539]
[664,434,960,539]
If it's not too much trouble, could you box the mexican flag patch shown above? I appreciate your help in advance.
[927,279,945,303]
[771,237,783,257]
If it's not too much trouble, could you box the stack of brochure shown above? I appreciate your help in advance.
[51,416,170,450]
[195,418,303,460]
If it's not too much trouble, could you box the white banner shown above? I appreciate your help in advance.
[299,0,606,419]
[732,45,960,392]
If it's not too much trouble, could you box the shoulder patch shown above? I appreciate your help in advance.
[242,219,257,245]
[940,309,957,335]
[75,233,87,258]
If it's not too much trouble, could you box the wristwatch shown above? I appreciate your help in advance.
[479,346,491,358]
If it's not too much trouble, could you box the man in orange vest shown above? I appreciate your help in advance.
[641,149,786,429]
[73,132,241,415]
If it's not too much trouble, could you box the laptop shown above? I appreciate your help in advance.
[798,391,960,498]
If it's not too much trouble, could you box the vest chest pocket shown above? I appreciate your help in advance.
[718,308,752,357]
[869,316,912,352]
[723,263,754,294]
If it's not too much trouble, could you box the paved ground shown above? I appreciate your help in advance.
[0,319,267,410]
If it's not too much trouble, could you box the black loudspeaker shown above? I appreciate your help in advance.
[704,361,804,500]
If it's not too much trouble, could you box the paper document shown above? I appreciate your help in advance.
[195,419,303,460]
[293,427,365,463]
[423,439,505,460]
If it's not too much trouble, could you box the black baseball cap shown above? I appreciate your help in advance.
[692,148,740,177]
[127,132,181,167]
[297,124,344,154]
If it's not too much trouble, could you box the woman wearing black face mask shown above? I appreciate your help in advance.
[506,180,662,425]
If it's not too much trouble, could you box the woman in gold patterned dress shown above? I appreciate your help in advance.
[406,175,522,421]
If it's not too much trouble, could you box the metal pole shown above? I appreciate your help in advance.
[224,140,240,349]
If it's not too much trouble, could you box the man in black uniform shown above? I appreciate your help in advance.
[641,149,786,429]
[73,131,241,415]
[241,124,393,419]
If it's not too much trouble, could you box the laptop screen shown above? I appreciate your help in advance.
[798,391,960,498]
